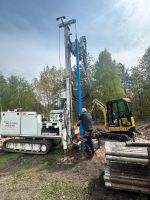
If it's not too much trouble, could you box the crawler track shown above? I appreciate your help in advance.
[98,132,132,142]
[2,139,52,154]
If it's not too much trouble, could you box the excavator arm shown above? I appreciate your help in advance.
[91,99,108,129]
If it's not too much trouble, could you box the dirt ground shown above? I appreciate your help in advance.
[0,123,150,200]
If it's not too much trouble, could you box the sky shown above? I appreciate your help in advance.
[0,0,150,81]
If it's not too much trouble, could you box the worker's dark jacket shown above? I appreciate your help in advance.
[79,112,93,131]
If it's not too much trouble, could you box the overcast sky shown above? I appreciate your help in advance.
[0,0,150,81]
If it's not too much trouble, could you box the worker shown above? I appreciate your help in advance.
[78,108,95,158]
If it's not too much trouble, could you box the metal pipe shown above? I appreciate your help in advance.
[106,155,149,164]
[104,174,150,183]
[126,142,150,147]
[104,176,150,188]
[106,151,148,159]
[105,181,150,194]
[75,35,83,151]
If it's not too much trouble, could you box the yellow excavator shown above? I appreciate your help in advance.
[91,98,137,141]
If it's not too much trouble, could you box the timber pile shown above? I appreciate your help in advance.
[104,142,150,194]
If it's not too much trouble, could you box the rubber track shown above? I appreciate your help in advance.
[2,139,52,155]
[99,132,131,142]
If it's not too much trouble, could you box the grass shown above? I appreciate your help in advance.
[40,145,63,168]
[0,153,19,166]
[15,168,31,178]
[0,145,63,173]
[38,178,88,200]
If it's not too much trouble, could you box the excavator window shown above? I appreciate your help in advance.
[107,99,132,127]
[118,100,132,126]
[107,102,119,126]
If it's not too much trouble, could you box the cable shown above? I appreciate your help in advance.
[58,28,62,68]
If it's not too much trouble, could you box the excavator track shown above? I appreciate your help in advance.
[2,139,52,154]
[99,132,132,142]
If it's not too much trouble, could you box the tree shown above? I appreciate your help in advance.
[119,63,131,96]
[93,49,125,103]
[129,47,150,119]
[33,65,64,115]
[6,75,38,111]
[0,74,40,112]
[0,74,8,111]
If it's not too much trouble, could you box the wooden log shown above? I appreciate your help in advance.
[106,155,149,164]
[105,182,150,194]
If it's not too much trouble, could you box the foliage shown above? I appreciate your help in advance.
[129,47,150,119]
[119,63,131,95]
[33,65,64,115]
[0,74,8,110]
[93,49,125,103]
[0,74,40,112]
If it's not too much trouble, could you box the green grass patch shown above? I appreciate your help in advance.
[15,168,30,178]
[0,153,19,166]
[41,145,63,168]
[0,145,63,171]
[38,178,88,200]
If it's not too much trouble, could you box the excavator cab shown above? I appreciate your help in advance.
[106,98,135,133]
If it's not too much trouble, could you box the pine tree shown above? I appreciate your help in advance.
[93,49,125,103]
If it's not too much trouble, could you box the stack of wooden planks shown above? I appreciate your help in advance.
[104,142,150,194]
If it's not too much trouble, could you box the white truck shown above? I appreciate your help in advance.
[0,109,67,154]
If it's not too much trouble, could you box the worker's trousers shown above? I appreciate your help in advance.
[83,130,94,157]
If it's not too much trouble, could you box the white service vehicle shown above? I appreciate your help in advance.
[0,109,67,154]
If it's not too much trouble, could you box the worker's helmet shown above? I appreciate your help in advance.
[82,108,87,113]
